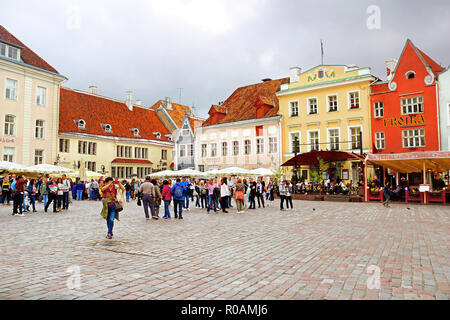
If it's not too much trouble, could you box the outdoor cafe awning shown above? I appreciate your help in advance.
[282,150,365,167]
[365,151,450,173]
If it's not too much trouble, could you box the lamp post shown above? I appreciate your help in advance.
[293,136,300,190]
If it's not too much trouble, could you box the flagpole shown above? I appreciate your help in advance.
[321,39,324,65]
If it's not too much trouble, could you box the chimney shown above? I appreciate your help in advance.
[165,97,172,110]
[126,91,133,111]
[385,59,398,80]
[89,86,98,94]
[136,99,142,107]
[289,67,301,83]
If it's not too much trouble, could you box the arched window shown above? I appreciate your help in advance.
[104,124,112,133]
[405,71,416,79]
[78,119,86,129]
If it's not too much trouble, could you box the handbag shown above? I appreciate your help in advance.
[137,197,142,206]
[114,198,123,213]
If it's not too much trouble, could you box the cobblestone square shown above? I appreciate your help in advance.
[0,200,448,300]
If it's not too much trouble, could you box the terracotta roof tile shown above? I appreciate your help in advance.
[150,100,193,128]
[59,88,172,142]
[416,48,444,77]
[202,78,289,127]
[0,25,59,74]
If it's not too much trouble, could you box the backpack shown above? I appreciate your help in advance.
[213,187,220,199]
[174,185,184,198]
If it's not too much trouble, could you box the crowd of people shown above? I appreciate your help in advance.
[1,172,297,239]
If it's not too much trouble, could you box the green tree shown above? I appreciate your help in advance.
[310,158,328,185]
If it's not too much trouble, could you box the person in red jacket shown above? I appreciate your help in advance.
[161,180,172,219]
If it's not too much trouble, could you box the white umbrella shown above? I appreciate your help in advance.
[217,167,253,176]
[149,170,176,178]
[205,169,220,177]
[250,168,275,176]
[0,161,31,172]
[25,164,74,174]
[175,168,208,178]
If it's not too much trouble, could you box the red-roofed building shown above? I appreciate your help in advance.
[0,25,66,165]
[196,78,288,171]
[370,39,445,186]
[58,87,174,179]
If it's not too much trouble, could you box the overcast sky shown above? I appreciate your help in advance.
[2,0,449,118]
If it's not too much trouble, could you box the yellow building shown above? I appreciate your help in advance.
[277,65,377,184]
[58,87,174,179]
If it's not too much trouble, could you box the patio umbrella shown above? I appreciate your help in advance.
[204,169,220,177]
[25,164,74,174]
[149,170,176,178]
[175,168,208,178]
[0,161,32,172]
[217,167,253,176]
[250,168,275,176]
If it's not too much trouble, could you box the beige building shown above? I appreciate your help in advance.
[196,78,289,171]
[58,87,174,179]
[0,25,66,165]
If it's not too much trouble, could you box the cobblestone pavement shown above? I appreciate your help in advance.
[0,199,449,300]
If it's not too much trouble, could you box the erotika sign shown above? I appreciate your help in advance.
[383,114,425,127]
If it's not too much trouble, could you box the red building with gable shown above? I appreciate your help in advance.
[370,39,444,155]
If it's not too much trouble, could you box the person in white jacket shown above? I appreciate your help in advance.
[220,177,230,213]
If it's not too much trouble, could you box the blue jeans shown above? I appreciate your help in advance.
[126,191,131,202]
[63,192,69,209]
[107,205,116,235]
[43,194,48,208]
[207,195,217,212]
[164,200,171,218]
[29,195,36,211]
[76,190,83,200]
[173,199,183,218]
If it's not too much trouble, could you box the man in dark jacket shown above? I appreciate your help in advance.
[13,176,25,216]
[249,179,257,209]
[171,179,186,219]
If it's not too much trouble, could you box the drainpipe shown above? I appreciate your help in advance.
[436,82,441,151]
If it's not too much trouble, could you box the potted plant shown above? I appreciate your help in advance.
[409,188,420,198]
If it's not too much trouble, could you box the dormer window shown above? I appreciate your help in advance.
[131,128,140,137]
[405,71,416,79]
[165,134,173,142]
[77,119,86,130]
[153,132,161,139]
[0,42,21,61]
[103,124,112,133]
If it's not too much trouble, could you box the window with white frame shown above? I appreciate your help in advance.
[188,144,194,157]
[269,137,277,153]
[402,128,425,148]
[256,138,264,154]
[3,147,15,162]
[232,141,239,156]
[34,149,44,165]
[289,132,300,153]
[222,142,228,157]
[349,127,362,150]
[210,143,217,157]
[308,131,319,151]
[308,98,318,114]
[375,132,385,150]
[348,91,360,109]
[290,101,299,117]
[161,149,168,160]
[374,101,384,118]
[0,43,20,61]
[328,95,338,112]
[244,139,251,155]
[180,145,186,158]
[36,87,47,106]
[4,115,15,136]
[201,144,207,158]
[328,128,340,150]
[401,96,423,115]
[5,79,17,100]
[35,120,45,139]
[78,119,86,129]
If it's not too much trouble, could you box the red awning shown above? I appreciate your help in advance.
[111,158,153,165]
[282,150,364,167]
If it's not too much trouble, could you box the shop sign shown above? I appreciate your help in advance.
[0,137,15,143]
[383,114,425,127]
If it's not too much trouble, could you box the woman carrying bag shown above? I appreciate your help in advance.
[100,177,125,240]
[233,179,245,214]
